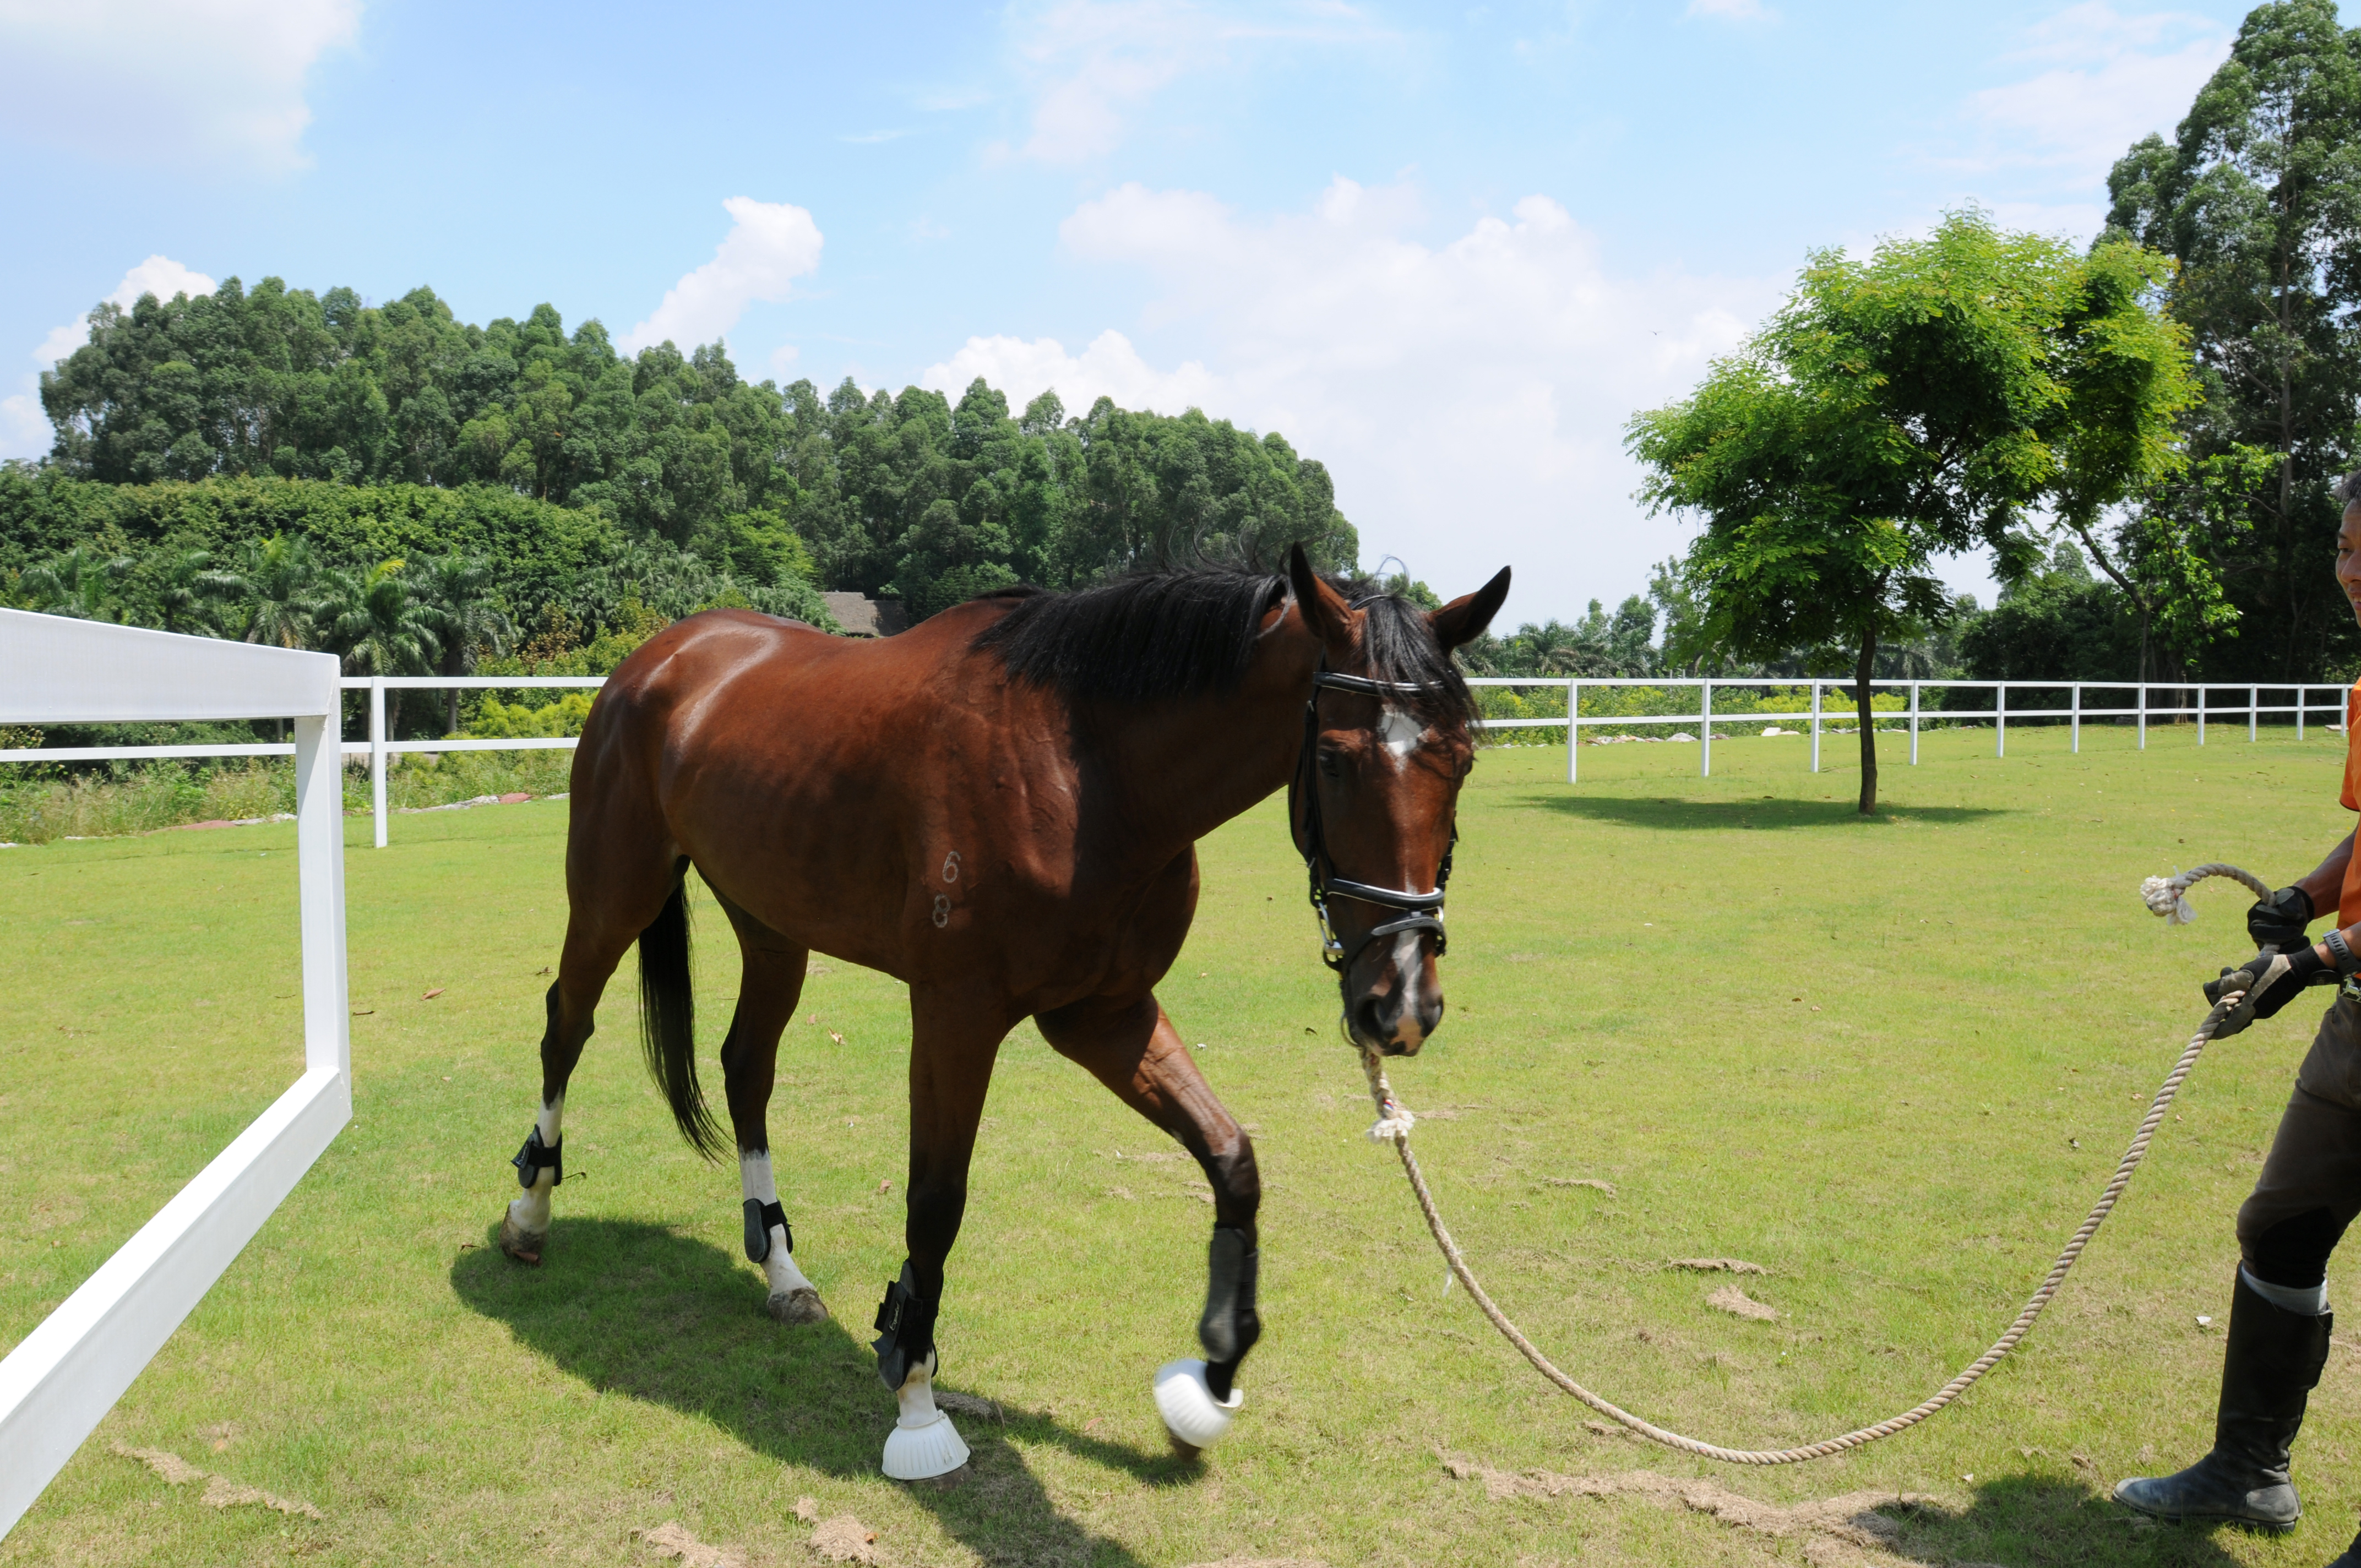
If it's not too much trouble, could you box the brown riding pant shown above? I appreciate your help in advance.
[2237,990,2361,1266]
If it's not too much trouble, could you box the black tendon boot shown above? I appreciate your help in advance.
[2114,1271,2332,1531]
[2332,1527,2361,1566]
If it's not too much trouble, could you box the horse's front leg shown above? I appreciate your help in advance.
[871,984,1008,1482]
[1036,990,1261,1453]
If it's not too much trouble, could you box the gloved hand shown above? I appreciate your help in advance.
[2205,944,2332,1037]
[2249,885,2316,952]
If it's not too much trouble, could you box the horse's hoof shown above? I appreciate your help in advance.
[766,1287,829,1325]
[498,1215,546,1265]
[1154,1359,1242,1451]
[882,1410,970,1480]
[905,1462,972,1491]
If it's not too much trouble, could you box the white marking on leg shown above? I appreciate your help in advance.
[507,1094,563,1234]
[741,1149,817,1297]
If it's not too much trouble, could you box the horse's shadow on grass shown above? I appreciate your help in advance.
[1525,793,2008,832]
[451,1217,1185,1567]
[1880,1471,2253,1566]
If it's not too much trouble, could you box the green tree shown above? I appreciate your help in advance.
[410,554,513,733]
[315,560,442,736]
[2103,0,2361,679]
[18,544,133,621]
[211,533,324,651]
[1628,211,2197,814]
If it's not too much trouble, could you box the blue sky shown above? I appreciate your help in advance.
[0,0,2255,626]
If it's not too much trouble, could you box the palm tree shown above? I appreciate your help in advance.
[20,545,134,622]
[208,535,323,651]
[314,560,442,736]
[1511,619,1585,676]
[150,547,228,636]
[410,554,513,734]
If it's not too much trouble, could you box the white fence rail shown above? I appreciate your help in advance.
[0,610,350,1539]
[1464,677,2351,782]
[0,670,2352,845]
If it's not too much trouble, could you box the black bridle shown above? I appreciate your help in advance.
[1289,663,1459,974]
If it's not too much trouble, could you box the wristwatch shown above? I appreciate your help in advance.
[2326,928,2360,977]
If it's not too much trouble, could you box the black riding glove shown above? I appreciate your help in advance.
[2204,944,2332,1038]
[2248,885,2316,953]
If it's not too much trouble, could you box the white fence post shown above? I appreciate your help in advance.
[2251,683,2259,743]
[2199,685,2206,746]
[1566,680,1578,784]
[2300,684,2307,741]
[1810,682,1821,773]
[2139,682,2147,750]
[1700,680,1712,778]
[369,677,387,850]
[2071,683,2081,754]
[1910,680,1921,765]
[1996,684,2006,759]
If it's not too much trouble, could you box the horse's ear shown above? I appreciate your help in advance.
[1287,542,1353,646]
[1429,566,1511,651]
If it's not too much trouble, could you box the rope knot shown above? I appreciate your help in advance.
[1359,1048,1416,1142]
[2141,874,2197,925]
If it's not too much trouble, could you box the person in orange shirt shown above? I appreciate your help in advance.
[2118,473,2361,1561]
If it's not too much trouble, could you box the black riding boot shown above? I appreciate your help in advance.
[2331,1527,2361,1566]
[2114,1271,2332,1532]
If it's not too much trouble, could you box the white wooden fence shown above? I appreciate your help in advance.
[1466,677,2352,782]
[0,610,350,1539]
[0,671,2352,847]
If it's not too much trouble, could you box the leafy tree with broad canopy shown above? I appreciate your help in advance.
[1626,210,2199,814]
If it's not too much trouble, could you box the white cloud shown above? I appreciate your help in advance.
[32,255,219,369]
[922,329,1221,416]
[0,0,360,171]
[1968,3,2228,178]
[1001,1,1390,164]
[1686,0,1774,20]
[623,198,824,355]
[929,177,1777,620]
[0,388,47,461]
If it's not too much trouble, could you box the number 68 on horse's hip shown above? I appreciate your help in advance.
[493,544,1513,1480]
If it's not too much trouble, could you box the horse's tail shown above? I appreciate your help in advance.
[638,865,726,1159]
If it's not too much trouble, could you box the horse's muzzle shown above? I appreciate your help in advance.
[1346,934,1443,1056]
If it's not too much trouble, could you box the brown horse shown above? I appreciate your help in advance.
[496,544,1508,1476]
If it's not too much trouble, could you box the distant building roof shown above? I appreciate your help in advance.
[823,592,908,638]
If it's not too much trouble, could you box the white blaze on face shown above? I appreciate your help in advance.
[507,1095,564,1233]
[1388,929,1429,1048]
[741,1148,818,1299]
[1378,705,1429,767]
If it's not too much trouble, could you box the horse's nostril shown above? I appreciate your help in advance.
[1353,994,1390,1044]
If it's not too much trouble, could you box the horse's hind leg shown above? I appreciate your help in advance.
[501,802,679,1263]
[715,898,827,1324]
[1036,990,1261,1455]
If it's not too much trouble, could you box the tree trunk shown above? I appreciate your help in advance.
[1855,628,1879,815]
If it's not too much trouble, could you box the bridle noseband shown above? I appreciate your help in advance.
[1290,663,1459,975]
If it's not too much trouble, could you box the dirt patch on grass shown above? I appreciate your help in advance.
[111,1443,323,1519]
[636,1520,746,1567]
[808,1513,883,1562]
[1444,1456,1934,1565]
[1671,1257,1768,1275]
[1706,1284,1781,1320]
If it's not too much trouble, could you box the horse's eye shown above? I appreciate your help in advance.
[1319,748,1342,779]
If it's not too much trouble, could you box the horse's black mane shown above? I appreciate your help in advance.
[970,565,1474,722]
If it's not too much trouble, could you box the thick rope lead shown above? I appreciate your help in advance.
[1366,862,2263,1465]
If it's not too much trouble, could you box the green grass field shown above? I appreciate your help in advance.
[8,721,2361,1567]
